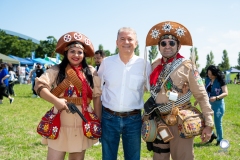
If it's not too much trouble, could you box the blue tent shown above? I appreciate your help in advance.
[8,55,34,65]
[32,58,55,65]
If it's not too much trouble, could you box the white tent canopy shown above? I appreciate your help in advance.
[225,67,240,73]
[45,57,61,64]
[0,53,19,64]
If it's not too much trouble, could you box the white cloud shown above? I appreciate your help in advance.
[222,30,240,39]
[194,29,240,70]
[195,27,206,33]
[229,2,240,9]
[207,37,220,44]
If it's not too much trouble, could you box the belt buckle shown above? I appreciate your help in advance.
[118,112,128,117]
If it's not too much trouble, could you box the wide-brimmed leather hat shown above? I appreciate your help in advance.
[146,21,192,46]
[56,32,94,57]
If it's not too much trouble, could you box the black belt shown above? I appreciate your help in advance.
[104,107,141,117]
[153,146,170,153]
[146,140,170,153]
[149,139,170,153]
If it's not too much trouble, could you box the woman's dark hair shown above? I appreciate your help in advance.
[0,63,7,69]
[56,42,94,88]
[206,65,225,85]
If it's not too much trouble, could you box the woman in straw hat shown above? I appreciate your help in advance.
[143,21,214,160]
[34,32,101,160]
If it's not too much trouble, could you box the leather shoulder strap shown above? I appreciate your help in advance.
[51,65,82,96]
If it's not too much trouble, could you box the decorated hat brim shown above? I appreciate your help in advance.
[56,32,94,57]
[146,21,193,46]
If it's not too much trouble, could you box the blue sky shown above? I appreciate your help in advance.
[1,0,240,70]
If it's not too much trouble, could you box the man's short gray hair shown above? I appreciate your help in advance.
[117,27,138,40]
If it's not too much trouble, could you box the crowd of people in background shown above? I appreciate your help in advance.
[0,63,15,104]
[0,57,110,104]
[0,62,53,104]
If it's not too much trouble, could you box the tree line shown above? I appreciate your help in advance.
[1,29,240,74]
[0,30,56,58]
[148,45,240,77]
[0,30,140,62]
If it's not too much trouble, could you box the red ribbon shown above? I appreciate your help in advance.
[71,65,92,110]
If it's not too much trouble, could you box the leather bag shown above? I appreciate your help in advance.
[177,106,205,138]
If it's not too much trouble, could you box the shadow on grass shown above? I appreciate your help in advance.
[16,96,33,98]
[194,142,213,148]
[32,142,44,146]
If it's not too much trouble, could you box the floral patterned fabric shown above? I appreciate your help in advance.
[35,65,101,152]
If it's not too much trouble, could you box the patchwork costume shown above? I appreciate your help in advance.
[143,21,214,160]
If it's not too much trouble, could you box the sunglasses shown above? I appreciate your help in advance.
[160,41,176,47]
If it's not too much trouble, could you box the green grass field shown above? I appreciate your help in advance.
[0,84,239,160]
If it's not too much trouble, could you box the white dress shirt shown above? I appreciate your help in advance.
[98,54,151,112]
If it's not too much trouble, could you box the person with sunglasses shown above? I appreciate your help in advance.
[144,21,214,160]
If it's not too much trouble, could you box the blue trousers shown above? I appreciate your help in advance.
[101,107,142,160]
[210,99,225,141]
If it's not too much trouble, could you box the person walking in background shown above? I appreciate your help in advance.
[25,64,30,84]
[29,64,37,97]
[237,73,240,82]
[0,63,14,104]
[94,50,105,71]
[144,21,214,160]
[32,63,44,98]
[34,31,101,160]
[98,27,151,160]
[16,65,23,84]
[16,65,20,79]
[204,65,228,146]
[8,66,17,96]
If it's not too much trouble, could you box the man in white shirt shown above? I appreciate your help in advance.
[98,27,151,160]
